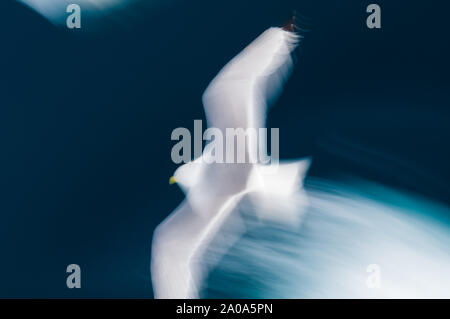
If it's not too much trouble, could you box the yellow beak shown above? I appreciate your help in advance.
[169,176,177,185]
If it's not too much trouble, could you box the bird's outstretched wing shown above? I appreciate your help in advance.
[151,192,247,298]
[202,27,300,132]
[152,27,302,299]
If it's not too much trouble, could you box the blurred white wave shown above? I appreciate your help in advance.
[201,178,450,298]
[18,0,141,26]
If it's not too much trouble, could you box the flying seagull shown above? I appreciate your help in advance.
[151,16,311,299]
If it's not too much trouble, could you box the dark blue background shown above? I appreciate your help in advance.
[1,0,449,297]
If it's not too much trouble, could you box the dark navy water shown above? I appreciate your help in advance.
[1,0,449,297]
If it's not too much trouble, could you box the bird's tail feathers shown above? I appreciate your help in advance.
[244,158,311,225]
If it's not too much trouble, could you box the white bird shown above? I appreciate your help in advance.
[151,19,311,299]
[152,18,450,299]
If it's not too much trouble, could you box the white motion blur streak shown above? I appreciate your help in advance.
[151,27,310,298]
[205,179,450,298]
[18,0,134,25]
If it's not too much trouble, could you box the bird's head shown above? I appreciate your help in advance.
[169,159,204,193]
